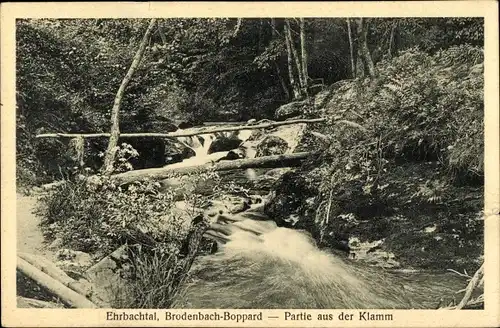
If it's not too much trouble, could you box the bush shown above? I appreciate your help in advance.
[37,175,194,256]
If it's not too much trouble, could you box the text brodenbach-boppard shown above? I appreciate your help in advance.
[166,312,263,323]
[107,311,392,322]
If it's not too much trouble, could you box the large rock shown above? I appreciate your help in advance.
[149,115,179,132]
[274,99,310,120]
[208,136,242,154]
[164,140,196,165]
[264,171,320,236]
[84,245,133,306]
[255,136,289,157]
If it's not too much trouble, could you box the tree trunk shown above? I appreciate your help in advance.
[285,19,306,95]
[112,152,313,185]
[284,22,301,99]
[18,253,90,298]
[346,18,356,78]
[101,18,157,175]
[299,18,309,90]
[233,18,242,37]
[388,20,398,59]
[275,62,291,100]
[271,18,290,100]
[356,18,377,78]
[17,257,98,308]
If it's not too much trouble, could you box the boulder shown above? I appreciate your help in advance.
[217,149,245,162]
[164,140,196,165]
[208,136,243,154]
[264,171,320,236]
[274,99,310,120]
[255,136,289,157]
[84,245,132,306]
[177,119,202,129]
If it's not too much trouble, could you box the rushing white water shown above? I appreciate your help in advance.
[168,130,254,169]
[172,208,466,309]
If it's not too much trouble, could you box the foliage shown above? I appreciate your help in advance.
[37,177,182,255]
[98,142,140,173]
[283,45,484,270]
[316,44,483,197]
[119,246,182,308]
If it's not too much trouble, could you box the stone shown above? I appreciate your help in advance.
[255,135,289,157]
[348,237,400,268]
[264,171,320,237]
[149,116,179,132]
[84,245,132,306]
[56,249,93,268]
[217,149,245,162]
[208,136,243,154]
[274,99,310,120]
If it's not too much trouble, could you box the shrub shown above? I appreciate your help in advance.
[37,176,188,256]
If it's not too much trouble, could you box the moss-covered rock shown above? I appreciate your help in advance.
[255,136,289,157]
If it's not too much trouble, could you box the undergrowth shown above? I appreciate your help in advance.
[310,45,484,228]
[35,141,222,308]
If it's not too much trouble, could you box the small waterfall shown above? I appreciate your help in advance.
[198,134,216,157]
[165,127,254,169]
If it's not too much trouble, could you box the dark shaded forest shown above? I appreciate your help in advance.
[16,18,485,310]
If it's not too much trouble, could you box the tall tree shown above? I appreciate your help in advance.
[271,18,291,100]
[286,19,306,95]
[346,18,356,78]
[356,18,377,78]
[387,20,398,59]
[284,21,301,99]
[101,18,157,175]
[299,18,309,90]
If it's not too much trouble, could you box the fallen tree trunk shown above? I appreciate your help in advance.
[18,252,108,306]
[112,152,312,185]
[455,263,484,310]
[17,257,98,308]
[18,253,88,295]
[35,118,326,139]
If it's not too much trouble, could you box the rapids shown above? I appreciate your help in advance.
[171,129,254,168]
[172,208,466,309]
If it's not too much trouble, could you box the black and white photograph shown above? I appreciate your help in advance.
[2,1,499,327]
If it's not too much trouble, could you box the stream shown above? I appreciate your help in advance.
[165,126,466,309]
